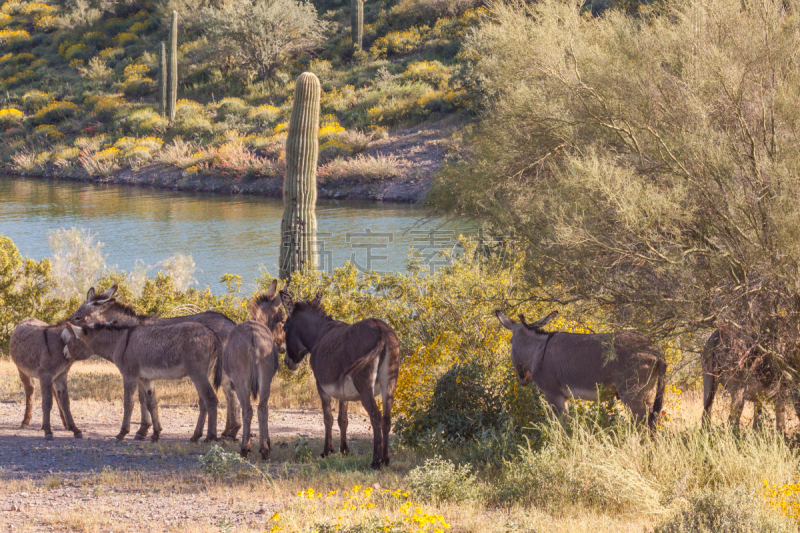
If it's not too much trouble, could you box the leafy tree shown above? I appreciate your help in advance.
[431,0,800,379]
[200,0,328,81]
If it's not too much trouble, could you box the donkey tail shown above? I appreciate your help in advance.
[648,358,666,429]
[343,338,386,379]
[212,331,224,391]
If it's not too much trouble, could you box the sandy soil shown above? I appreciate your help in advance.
[0,399,374,532]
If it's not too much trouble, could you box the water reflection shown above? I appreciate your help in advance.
[0,177,475,290]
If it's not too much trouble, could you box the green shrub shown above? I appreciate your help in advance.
[406,456,479,503]
[216,97,249,119]
[22,90,51,112]
[652,490,796,533]
[34,101,79,124]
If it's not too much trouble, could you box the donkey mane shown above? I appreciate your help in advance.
[83,322,135,333]
[292,299,331,320]
[108,300,150,320]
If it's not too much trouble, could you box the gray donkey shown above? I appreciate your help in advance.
[702,328,798,431]
[63,321,222,442]
[9,318,94,439]
[496,310,666,428]
[280,290,400,470]
[70,286,243,440]
[219,280,286,459]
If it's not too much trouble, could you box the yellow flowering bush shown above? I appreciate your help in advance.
[22,89,51,111]
[113,32,136,45]
[0,107,23,127]
[34,100,79,124]
[30,58,48,68]
[50,146,80,163]
[0,12,9,26]
[246,103,281,125]
[0,28,29,45]
[92,146,121,161]
[63,43,89,61]
[34,14,57,31]
[402,61,451,89]
[98,46,123,61]
[0,52,10,63]
[19,2,51,17]
[90,96,128,120]
[268,485,449,532]
[13,52,34,63]
[371,26,430,59]
[764,480,800,523]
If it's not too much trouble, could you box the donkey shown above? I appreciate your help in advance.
[63,321,222,442]
[702,328,798,431]
[70,286,243,440]
[219,280,286,459]
[9,318,94,439]
[280,290,400,469]
[496,310,666,428]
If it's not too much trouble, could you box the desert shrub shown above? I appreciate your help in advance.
[176,115,213,137]
[0,236,63,356]
[78,57,113,83]
[216,97,249,119]
[200,0,328,80]
[34,14,58,31]
[0,29,30,47]
[89,96,127,120]
[123,76,155,96]
[50,146,80,163]
[34,101,79,124]
[63,43,89,61]
[246,103,281,126]
[22,90,51,112]
[123,108,168,135]
[30,58,48,69]
[113,32,136,46]
[0,107,23,128]
[406,456,479,503]
[370,26,429,59]
[401,60,451,89]
[98,46,123,61]
[318,153,406,182]
[81,30,108,47]
[13,52,34,64]
[653,490,795,533]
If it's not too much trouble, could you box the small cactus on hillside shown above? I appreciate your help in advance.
[351,0,364,50]
[279,72,321,279]
[166,11,178,124]
[158,41,166,117]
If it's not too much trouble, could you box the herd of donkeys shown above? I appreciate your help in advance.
[9,282,797,471]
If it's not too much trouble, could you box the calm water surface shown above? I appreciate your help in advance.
[0,176,474,290]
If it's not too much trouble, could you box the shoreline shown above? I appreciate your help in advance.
[7,163,431,203]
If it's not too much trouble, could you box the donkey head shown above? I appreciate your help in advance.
[70,285,118,324]
[496,310,558,385]
[250,280,287,353]
[279,289,324,370]
[60,322,92,361]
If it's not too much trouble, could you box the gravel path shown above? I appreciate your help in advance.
[0,400,374,532]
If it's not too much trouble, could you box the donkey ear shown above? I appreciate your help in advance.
[495,310,515,330]
[99,284,117,299]
[265,279,278,299]
[280,290,294,313]
[86,287,96,300]
[533,311,559,328]
[312,290,323,304]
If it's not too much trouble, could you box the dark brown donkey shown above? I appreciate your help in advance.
[219,280,286,459]
[9,318,94,439]
[280,291,400,469]
[70,286,243,440]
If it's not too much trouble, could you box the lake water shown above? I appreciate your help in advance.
[0,176,475,291]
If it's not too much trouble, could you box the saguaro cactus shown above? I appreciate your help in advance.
[166,10,178,124]
[351,0,364,50]
[158,41,167,117]
[279,72,321,280]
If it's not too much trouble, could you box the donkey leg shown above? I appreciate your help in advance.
[54,375,82,437]
[116,378,137,441]
[53,383,68,430]
[188,372,218,442]
[338,400,349,456]
[140,380,162,442]
[257,364,274,461]
[235,376,253,457]
[18,370,34,429]
[221,374,242,440]
[728,387,746,430]
[752,399,763,431]
[134,380,153,440]
[357,388,383,470]
[380,378,397,466]
[318,384,335,457]
[775,395,787,434]
[544,391,570,422]
[40,373,55,440]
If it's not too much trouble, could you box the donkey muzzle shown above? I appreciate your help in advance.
[518,371,533,386]
[284,355,298,371]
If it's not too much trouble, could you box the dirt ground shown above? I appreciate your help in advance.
[0,398,374,532]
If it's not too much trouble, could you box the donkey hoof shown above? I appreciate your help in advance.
[134,433,146,441]
[189,436,201,443]
[44,433,54,441]
[340,447,350,456]
[240,449,250,458]
[150,434,160,443]
[369,461,382,471]
[20,423,29,430]
[260,449,270,461]
[73,432,83,439]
